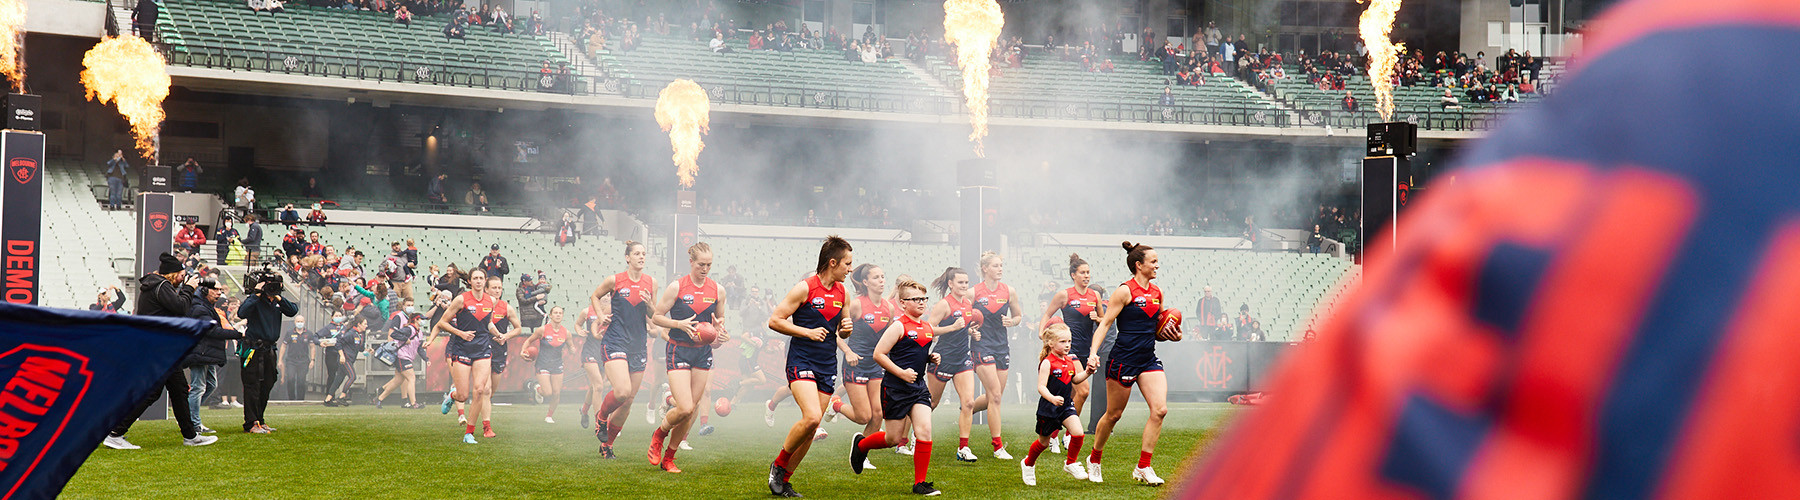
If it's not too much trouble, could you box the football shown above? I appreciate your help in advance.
[693,322,720,345]
[522,343,538,359]
[714,397,732,417]
[968,309,985,328]
[1156,308,1184,341]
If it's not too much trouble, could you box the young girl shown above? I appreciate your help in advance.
[1021,324,1095,486]
[525,306,571,423]
[848,275,942,496]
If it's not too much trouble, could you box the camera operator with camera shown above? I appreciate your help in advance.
[237,267,297,434]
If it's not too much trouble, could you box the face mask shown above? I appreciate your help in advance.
[295,323,306,330]
[333,315,345,324]
[405,305,417,314]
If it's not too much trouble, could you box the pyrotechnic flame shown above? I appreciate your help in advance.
[943,0,1004,157]
[654,79,710,188]
[0,0,25,91]
[82,36,170,160]
[1358,0,1405,122]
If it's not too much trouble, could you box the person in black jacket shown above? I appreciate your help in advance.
[104,253,219,450]
[280,315,312,400]
[241,214,264,267]
[480,245,510,282]
[239,274,297,433]
[90,286,126,312]
[182,280,244,435]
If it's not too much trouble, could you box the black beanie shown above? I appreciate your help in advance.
[158,253,183,274]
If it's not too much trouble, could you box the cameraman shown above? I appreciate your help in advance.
[237,270,297,434]
[105,253,217,449]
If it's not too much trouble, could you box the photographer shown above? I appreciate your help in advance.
[237,269,297,434]
[105,253,217,449]
[181,279,244,435]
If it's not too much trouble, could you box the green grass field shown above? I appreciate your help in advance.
[63,399,1240,499]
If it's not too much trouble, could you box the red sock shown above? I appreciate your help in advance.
[913,441,933,483]
[599,392,621,417]
[1024,439,1047,466]
[1089,448,1104,463]
[653,427,668,440]
[457,408,465,417]
[699,415,709,425]
[992,436,1004,451]
[958,437,968,449]
[1065,436,1085,464]
[606,421,625,444]
[858,431,891,451]
[774,449,793,469]
[767,399,778,411]
[1049,429,1060,439]
[831,398,845,414]
[465,424,475,435]
[1138,451,1154,469]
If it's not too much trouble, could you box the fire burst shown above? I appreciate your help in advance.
[1359,0,1405,122]
[943,0,1004,157]
[654,79,709,188]
[81,36,170,161]
[0,0,24,91]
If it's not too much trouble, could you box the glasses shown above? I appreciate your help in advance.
[900,297,928,303]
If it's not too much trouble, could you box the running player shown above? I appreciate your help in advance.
[524,306,571,423]
[835,263,891,470]
[1037,253,1101,453]
[483,277,523,438]
[588,241,657,458]
[924,267,982,463]
[848,275,943,496]
[647,242,729,473]
[968,251,1024,460]
[1085,241,1175,485]
[1020,323,1093,486]
[433,274,500,444]
[764,236,855,497]
[576,303,607,428]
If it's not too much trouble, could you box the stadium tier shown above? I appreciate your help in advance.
[924,54,1289,126]
[1269,67,1549,131]
[157,0,574,92]
[600,34,949,104]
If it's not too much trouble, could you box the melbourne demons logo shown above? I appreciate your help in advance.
[147,212,170,233]
[0,344,94,497]
[7,158,34,185]
[1195,345,1233,390]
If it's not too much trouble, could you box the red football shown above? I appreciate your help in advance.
[967,309,985,328]
[692,322,719,345]
[522,344,539,359]
[1156,308,1184,341]
[714,397,732,417]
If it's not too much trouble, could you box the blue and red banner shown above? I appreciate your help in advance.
[1181,0,1800,499]
[0,303,202,500]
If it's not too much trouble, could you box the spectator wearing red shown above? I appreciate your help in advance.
[175,220,207,255]
[1342,91,1358,112]
[307,203,328,224]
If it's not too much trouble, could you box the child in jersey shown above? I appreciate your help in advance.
[1020,324,1095,486]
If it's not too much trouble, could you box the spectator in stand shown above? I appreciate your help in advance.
[305,232,324,257]
[1441,87,1461,109]
[280,226,303,259]
[213,219,238,266]
[1501,84,1520,103]
[465,182,490,213]
[444,17,465,39]
[428,174,449,206]
[241,214,263,265]
[177,157,203,193]
[1159,86,1175,107]
[233,180,256,217]
[1235,304,1255,341]
[301,177,322,199]
[133,0,159,41]
[1342,91,1358,112]
[394,5,411,25]
[175,220,206,255]
[307,203,328,224]
[1219,36,1236,75]
[710,32,732,53]
[280,203,301,224]
[91,286,126,312]
[516,273,549,332]
[1194,286,1223,340]
[1309,224,1325,253]
[1099,58,1114,73]
[1203,22,1221,54]
[480,244,510,281]
[433,264,465,295]
[104,150,129,210]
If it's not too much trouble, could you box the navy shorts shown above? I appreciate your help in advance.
[581,337,607,365]
[975,348,1011,371]
[535,346,564,375]
[446,336,491,365]
[490,338,510,374]
[881,384,929,421]
[1105,357,1164,388]
[601,335,647,373]
[666,343,714,371]
[786,365,836,395]
[931,353,973,382]
[396,358,415,372]
[1035,413,1077,436]
[843,358,885,385]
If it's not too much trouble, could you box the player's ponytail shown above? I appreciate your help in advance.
[931,267,966,296]
[851,263,880,297]
[1122,241,1154,275]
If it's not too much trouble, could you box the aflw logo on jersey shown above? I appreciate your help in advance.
[0,346,92,478]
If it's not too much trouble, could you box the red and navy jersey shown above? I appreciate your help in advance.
[453,291,494,335]
[1181,1,1800,498]
[934,294,976,355]
[540,323,568,347]
[972,282,1013,351]
[605,272,655,349]
[490,299,511,337]
[668,276,721,347]
[1111,279,1161,366]
[1036,354,1077,417]
[849,296,893,357]
[881,315,934,391]
[1060,286,1100,345]
[787,275,845,369]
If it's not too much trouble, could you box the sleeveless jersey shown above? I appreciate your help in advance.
[669,276,721,347]
[605,271,655,351]
[1061,286,1101,350]
[881,315,934,391]
[541,323,568,347]
[972,282,1013,352]
[1037,354,1079,417]
[849,296,893,357]
[453,291,494,336]
[1113,279,1163,366]
[934,294,976,356]
[787,275,845,369]
[490,299,511,337]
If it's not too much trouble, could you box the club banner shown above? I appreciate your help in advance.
[0,303,203,499]
[136,194,173,278]
[0,131,43,305]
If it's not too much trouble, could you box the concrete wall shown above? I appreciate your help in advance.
[26,0,105,38]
